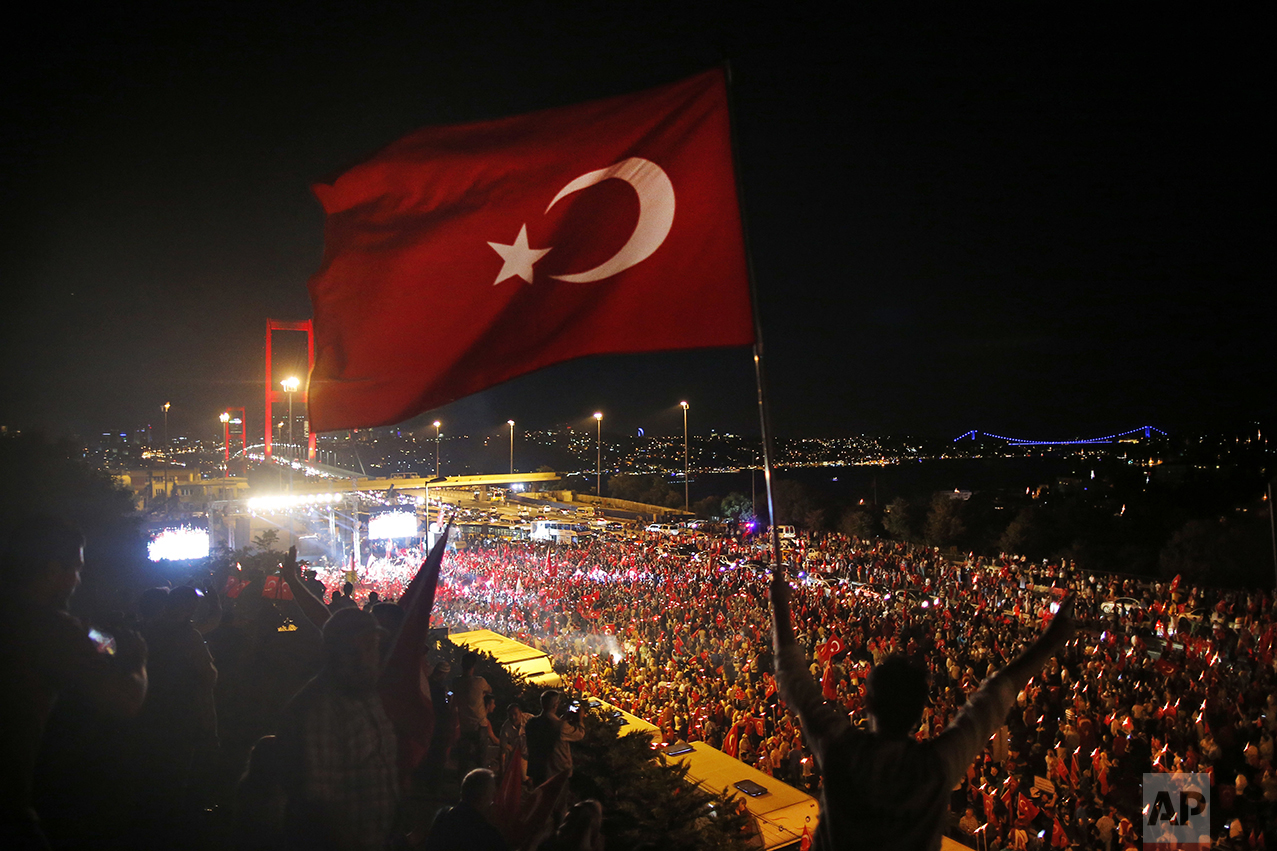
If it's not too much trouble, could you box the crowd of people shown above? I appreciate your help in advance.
[5,512,1277,849]
[419,531,1276,849]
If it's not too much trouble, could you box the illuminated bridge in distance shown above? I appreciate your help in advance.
[952,425,1168,446]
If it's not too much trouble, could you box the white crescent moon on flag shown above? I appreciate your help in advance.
[545,158,675,283]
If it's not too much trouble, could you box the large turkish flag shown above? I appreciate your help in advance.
[307,69,754,431]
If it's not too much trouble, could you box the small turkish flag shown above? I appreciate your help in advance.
[261,575,294,601]
[307,69,753,431]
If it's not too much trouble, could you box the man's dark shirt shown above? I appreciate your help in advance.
[0,606,123,824]
[421,801,507,851]
[524,712,558,786]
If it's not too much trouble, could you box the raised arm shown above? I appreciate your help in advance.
[994,593,1076,695]
[281,547,332,629]
[934,593,1076,783]
[770,570,849,757]
[193,583,223,635]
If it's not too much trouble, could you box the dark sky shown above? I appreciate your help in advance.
[1,6,1270,444]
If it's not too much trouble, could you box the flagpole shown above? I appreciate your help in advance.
[722,60,784,576]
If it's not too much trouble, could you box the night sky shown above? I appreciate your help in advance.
[1,7,1269,444]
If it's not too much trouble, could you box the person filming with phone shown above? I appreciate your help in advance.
[524,690,585,787]
[0,516,148,850]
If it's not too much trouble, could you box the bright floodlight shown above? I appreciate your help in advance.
[593,412,603,420]
[680,401,688,409]
[508,419,515,425]
[219,412,230,423]
[148,527,210,561]
[369,511,418,540]
[433,420,441,428]
[280,377,300,393]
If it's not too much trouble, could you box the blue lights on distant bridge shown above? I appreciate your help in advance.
[953,426,1167,446]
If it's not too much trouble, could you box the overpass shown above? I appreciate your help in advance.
[291,471,561,494]
[246,446,561,495]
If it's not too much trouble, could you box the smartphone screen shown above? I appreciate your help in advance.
[87,627,117,656]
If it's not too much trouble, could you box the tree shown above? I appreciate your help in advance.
[924,493,966,548]
[719,492,756,525]
[772,479,824,529]
[252,528,281,552]
[839,507,878,541]
[571,718,752,850]
[882,497,920,542]
[1158,517,1270,588]
[692,495,721,520]
[998,507,1042,557]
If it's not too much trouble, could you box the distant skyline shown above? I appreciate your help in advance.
[1,8,1269,443]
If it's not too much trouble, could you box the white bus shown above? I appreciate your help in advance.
[530,520,585,544]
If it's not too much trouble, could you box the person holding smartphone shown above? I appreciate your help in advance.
[0,516,148,850]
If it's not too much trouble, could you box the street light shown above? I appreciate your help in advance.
[593,412,603,495]
[680,401,689,511]
[433,420,442,477]
[507,420,516,475]
[281,377,300,458]
[162,402,171,447]
[220,412,231,465]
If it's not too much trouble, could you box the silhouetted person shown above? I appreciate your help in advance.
[234,735,287,851]
[454,651,492,776]
[278,607,397,850]
[524,690,584,787]
[771,574,1075,851]
[329,581,357,611]
[421,768,509,851]
[0,516,147,849]
[537,799,604,851]
[130,584,219,845]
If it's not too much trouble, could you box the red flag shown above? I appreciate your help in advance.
[816,640,833,664]
[1051,817,1068,847]
[821,662,838,701]
[223,575,250,598]
[511,771,570,849]
[261,574,295,600]
[307,69,753,431]
[1018,794,1039,823]
[379,524,451,786]
[493,749,524,844]
[1001,777,1019,809]
[800,824,812,851]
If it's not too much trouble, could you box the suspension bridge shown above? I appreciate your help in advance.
[952,426,1168,446]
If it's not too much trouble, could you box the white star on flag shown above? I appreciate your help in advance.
[488,224,551,285]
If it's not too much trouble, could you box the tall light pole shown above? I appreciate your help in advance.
[281,377,300,457]
[593,412,603,495]
[680,401,689,511]
[162,402,171,447]
[507,420,516,475]
[220,412,231,466]
[433,420,442,477]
